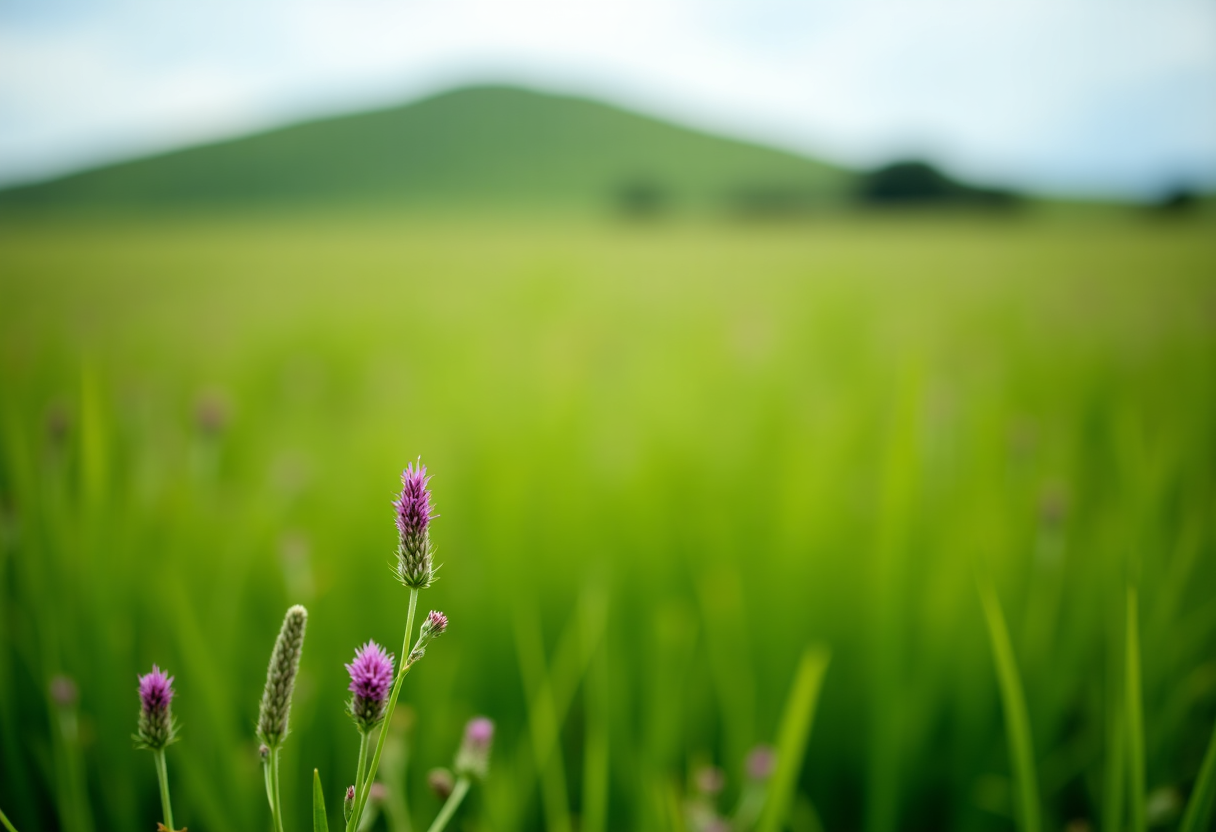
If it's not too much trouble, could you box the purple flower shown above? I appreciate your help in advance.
[346,640,395,731]
[394,460,436,589]
[745,745,776,781]
[50,674,78,708]
[695,766,725,796]
[454,716,494,779]
[134,665,178,750]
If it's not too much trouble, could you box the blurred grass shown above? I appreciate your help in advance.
[1,209,1215,831]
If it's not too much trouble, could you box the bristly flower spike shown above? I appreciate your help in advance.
[346,640,395,732]
[258,604,308,749]
[135,665,179,750]
[394,459,436,589]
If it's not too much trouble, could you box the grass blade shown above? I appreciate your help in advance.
[313,769,330,832]
[1125,587,1146,832]
[513,608,573,832]
[0,806,19,832]
[757,645,831,832]
[1180,714,1216,832]
[977,578,1041,832]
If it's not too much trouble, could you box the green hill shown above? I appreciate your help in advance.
[0,85,855,214]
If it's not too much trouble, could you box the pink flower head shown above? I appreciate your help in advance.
[346,641,395,731]
[746,745,776,781]
[455,716,495,779]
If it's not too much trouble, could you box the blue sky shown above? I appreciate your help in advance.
[1,0,1213,197]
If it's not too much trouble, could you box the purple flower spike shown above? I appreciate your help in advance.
[394,459,437,589]
[454,716,495,779]
[346,640,395,732]
[134,665,178,750]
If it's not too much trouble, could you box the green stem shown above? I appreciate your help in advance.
[263,757,277,829]
[348,589,418,832]
[271,747,286,832]
[425,777,470,832]
[0,805,20,832]
[154,749,175,831]
[354,730,370,808]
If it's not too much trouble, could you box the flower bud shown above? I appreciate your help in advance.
[428,767,455,800]
[50,675,78,708]
[257,605,308,749]
[409,610,448,663]
[695,766,725,796]
[745,745,776,781]
[134,665,179,751]
[344,785,355,822]
[454,716,494,780]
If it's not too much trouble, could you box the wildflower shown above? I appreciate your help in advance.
[394,460,436,589]
[695,766,725,796]
[257,605,308,749]
[50,675,79,708]
[428,768,455,800]
[135,665,179,750]
[346,641,395,732]
[745,745,776,781]
[453,717,494,780]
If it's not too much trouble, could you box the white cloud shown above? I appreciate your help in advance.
[1,0,1213,196]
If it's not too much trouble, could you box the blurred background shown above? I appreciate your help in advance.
[1,2,1215,831]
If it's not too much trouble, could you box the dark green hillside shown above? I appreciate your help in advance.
[0,86,854,213]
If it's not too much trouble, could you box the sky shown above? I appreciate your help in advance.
[1,0,1214,198]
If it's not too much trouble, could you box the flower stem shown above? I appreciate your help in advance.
[270,747,286,832]
[348,588,418,832]
[154,749,175,831]
[354,729,370,807]
[425,777,470,832]
[263,757,276,828]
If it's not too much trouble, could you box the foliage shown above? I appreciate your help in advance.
[1,210,1215,830]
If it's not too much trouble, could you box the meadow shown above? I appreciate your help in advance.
[1,208,1215,832]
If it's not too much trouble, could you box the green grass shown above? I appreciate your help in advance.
[1,208,1215,832]
[978,578,1041,832]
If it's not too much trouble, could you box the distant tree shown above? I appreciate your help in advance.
[615,179,669,218]
[858,160,1017,207]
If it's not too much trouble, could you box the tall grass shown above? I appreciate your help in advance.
[1,211,1215,830]
[977,579,1041,832]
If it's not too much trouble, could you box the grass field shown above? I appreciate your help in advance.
[2,208,1215,832]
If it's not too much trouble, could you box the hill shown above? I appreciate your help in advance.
[0,86,857,215]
